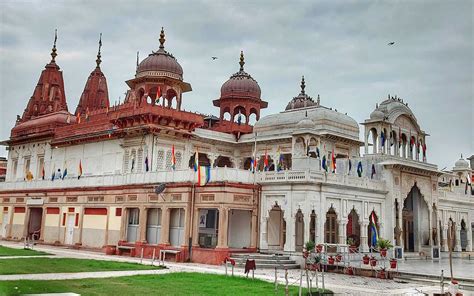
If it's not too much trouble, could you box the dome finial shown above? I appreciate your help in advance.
[159,27,165,49]
[239,50,245,71]
[96,33,102,67]
[300,76,306,95]
[50,29,58,63]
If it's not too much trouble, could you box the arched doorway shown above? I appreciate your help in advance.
[460,219,468,251]
[402,185,430,252]
[325,207,338,244]
[347,209,360,247]
[267,204,284,250]
[368,210,379,250]
[295,210,304,252]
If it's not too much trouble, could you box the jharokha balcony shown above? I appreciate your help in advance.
[0,167,385,192]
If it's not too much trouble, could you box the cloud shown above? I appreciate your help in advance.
[0,0,472,169]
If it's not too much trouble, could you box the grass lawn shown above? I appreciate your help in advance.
[0,258,162,275]
[0,272,333,295]
[0,245,50,257]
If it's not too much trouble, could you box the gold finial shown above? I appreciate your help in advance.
[159,27,165,49]
[300,76,306,95]
[96,33,102,67]
[51,29,58,63]
[239,50,245,71]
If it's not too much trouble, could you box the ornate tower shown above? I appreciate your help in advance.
[125,27,191,110]
[75,34,110,115]
[213,51,267,124]
[20,30,69,121]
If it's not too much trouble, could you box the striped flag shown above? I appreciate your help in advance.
[197,166,211,186]
[171,145,176,170]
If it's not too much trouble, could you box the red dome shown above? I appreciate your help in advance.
[137,51,183,78]
[220,71,261,99]
[220,51,261,99]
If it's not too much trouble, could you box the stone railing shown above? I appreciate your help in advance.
[0,167,255,191]
[257,169,386,191]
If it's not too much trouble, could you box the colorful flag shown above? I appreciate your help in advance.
[197,166,211,186]
[193,148,199,172]
[78,160,82,179]
[331,149,336,173]
[322,155,327,172]
[171,145,176,170]
[264,149,269,171]
[357,161,363,177]
[371,164,376,179]
[145,156,149,172]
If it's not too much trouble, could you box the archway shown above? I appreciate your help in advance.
[367,128,378,154]
[267,204,284,250]
[295,210,304,252]
[368,210,379,250]
[402,185,430,252]
[347,209,360,247]
[460,219,468,251]
[324,206,338,244]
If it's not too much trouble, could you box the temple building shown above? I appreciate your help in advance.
[0,29,473,265]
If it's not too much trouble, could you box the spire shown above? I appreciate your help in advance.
[239,50,245,71]
[159,27,165,49]
[50,29,58,63]
[95,33,102,68]
[300,76,306,95]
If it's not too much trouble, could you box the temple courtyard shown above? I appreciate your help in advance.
[0,241,472,295]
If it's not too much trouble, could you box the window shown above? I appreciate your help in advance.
[156,150,165,170]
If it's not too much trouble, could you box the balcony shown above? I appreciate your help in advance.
[0,167,255,191]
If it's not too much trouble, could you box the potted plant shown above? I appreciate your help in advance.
[328,255,335,265]
[378,267,387,279]
[316,244,323,253]
[347,237,357,253]
[336,253,342,262]
[389,258,397,269]
[370,256,377,267]
[377,239,393,257]
[362,254,370,264]
[345,266,354,275]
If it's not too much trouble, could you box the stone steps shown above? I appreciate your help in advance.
[230,252,300,269]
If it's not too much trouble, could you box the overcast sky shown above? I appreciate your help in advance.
[0,0,472,170]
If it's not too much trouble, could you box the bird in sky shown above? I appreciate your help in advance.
[388,42,395,45]
[211,56,218,60]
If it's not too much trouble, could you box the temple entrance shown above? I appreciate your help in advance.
[402,185,429,252]
[295,210,304,252]
[267,205,284,250]
[198,208,219,248]
[325,207,338,252]
[347,209,360,247]
[27,208,43,240]
[228,209,251,249]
